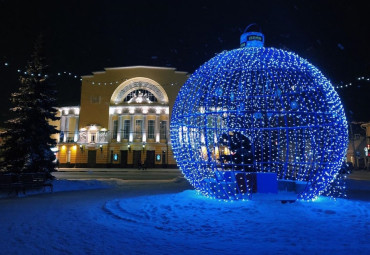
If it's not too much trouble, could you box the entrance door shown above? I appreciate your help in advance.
[120,150,128,168]
[146,150,155,168]
[133,150,142,168]
[87,150,96,168]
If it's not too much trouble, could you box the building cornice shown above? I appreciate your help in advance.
[81,65,188,79]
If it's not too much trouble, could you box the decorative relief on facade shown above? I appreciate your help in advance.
[97,131,108,143]
[79,130,87,143]
[111,78,169,105]
[115,81,165,103]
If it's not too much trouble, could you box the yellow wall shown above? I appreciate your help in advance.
[79,84,111,129]
[54,66,189,168]
[79,66,188,129]
[96,146,109,164]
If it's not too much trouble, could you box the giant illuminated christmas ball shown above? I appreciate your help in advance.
[171,27,348,201]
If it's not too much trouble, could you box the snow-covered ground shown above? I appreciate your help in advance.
[0,172,369,255]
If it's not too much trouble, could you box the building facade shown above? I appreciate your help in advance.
[52,66,188,168]
[359,122,370,169]
[346,122,369,169]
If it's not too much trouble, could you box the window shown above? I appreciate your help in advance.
[160,121,167,140]
[90,95,101,104]
[124,89,157,102]
[135,120,143,139]
[148,120,155,139]
[123,120,130,139]
[113,120,118,139]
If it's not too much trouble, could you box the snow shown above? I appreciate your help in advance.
[0,173,369,255]
[0,179,110,199]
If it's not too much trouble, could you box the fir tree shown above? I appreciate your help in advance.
[0,36,59,178]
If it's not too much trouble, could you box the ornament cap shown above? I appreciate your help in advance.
[240,23,264,48]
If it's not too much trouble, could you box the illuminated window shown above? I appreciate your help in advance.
[113,120,118,139]
[160,121,167,140]
[123,120,130,139]
[135,120,143,139]
[148,120,155,139]
[124,89,157,102]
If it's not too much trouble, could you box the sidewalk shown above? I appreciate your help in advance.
[347,170,370,181]
[55,168,370,180]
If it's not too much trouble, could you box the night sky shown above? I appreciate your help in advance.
[0,0,369,123]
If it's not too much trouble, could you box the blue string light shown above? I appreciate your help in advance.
[1,60,82,81]
[171,32,348,201]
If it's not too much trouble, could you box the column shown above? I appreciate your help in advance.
[130,115,134,142]
[142,115,147,142]
[60,116,66,142]
[64,116,70,142]
[155,115,160,143]
[108,113,113,142]
[74,116,79,142]
[117,115,122,142]
[166,118,169,140]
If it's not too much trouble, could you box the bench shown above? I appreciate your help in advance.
[0,174,23,195]
[19,173,53,194]
[0,173,53,196]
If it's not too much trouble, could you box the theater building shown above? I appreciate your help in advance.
[51,66,188,168]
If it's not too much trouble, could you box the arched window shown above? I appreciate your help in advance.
[111,78,168,105]
[123,89,158,103]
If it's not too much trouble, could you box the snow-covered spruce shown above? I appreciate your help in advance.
[0,36,59,177]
